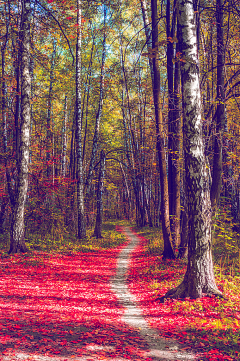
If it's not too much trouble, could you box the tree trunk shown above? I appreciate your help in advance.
[94,150,106,238]
[85,4,106,193]
[75,0,86,240]
[210,0,225,214]
[9,0,31,254]
[166,0,181,248]
[163,0,222,299]
[62,95,67,177]
[171,30,181,249]
[151,0,175,259]
[46,41,56,178]
[178,168,188,259]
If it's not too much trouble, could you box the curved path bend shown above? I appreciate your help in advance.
[111,226,196,361]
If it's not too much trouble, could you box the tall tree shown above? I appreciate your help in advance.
[85,4,107,194]
[9,0,31,254]
[151,0,175,259]
[166,0,181,248]
[75,0,86,240]
[62,95,68,177]
[210,0,225,214]
[163,0,222,298]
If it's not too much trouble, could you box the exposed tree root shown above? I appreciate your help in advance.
[8,241,29,255]
[158,280,223,302]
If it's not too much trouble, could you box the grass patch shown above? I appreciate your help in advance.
[0,221,130,255]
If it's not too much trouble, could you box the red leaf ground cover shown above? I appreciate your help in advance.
[126,229,240,361]
[0,236,150,360]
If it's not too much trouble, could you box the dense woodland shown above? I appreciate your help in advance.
[1,0,240,298]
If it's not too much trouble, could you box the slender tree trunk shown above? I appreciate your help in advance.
[140,0,154,81]
[62,95,67,177]
[151,0,175,259]
[1,6,10,232]
[46,42,56,178]
[85,5,106,193]
[166,0,181,248]
[172,25,181,251]
[178,167,188,259]
[210,0,225,214]
[163,0,221,298]
[9,0,31,254]
[166,0,174,226]
[94,150,106,238]
[75,0,86,240]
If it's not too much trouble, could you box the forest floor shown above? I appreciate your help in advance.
[0,223,239,361]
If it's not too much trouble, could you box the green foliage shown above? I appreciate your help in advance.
[0,221,127,255]
[132,226,164,255]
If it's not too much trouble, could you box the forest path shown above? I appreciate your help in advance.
[1,226,197,361]
[111,226,196,361]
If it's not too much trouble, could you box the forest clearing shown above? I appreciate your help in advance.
[1,0,240,359]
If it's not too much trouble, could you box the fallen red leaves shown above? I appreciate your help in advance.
[127,228,240,361]
[0,240,149,360]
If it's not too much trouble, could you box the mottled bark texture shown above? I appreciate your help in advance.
[75,0,86,240]
[94,150,106,238]
[9,0,31,254]
[210,0,225,214]
[151,0,175,259]
[163,0,222,298]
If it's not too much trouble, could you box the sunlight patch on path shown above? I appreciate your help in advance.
[111,226,196,361]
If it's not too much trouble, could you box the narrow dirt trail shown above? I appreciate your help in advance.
[0,226,197,361]
[111,226,196,361]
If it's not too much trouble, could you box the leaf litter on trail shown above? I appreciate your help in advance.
[0,239,151,361]
[127,228,240,361]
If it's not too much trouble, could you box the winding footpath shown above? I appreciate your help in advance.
[1,226,197,361]
[111,226,196,361]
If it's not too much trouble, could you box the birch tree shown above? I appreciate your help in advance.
[163,0,222,298]
[9,0,31,254]
[75,0,86,239]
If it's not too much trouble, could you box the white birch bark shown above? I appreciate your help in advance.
[9,0,31,254]
[163,0,222,298]
[75,0,86,239]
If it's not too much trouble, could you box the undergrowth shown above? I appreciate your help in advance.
[0,220,129,255]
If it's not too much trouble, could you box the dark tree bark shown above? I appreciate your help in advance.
[210,0,225,214]
[62,95,67,177]
[151,0,175,259]
[171,31,181,250]
[46,41,56,178]
[9,0,31,254]
[75,0,86,240]
[94,150,106,239]
[162,0,222,299]
[166,3,181,249]
[178,168,188,259]
[140,0,154,81]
